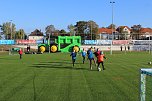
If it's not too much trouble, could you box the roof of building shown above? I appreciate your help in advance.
[98,28,116,34]
[29,29,44,36]
[116,26,131,32]
[140,28,152,34]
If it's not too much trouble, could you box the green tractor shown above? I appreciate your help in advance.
[38,36,81,53]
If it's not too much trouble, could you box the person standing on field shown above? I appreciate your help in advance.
[97,51,107,71]
[70,50,77,67]
[81,48,86,64]
[128,45,130,51]
[27,45,31,52]
[120,45,123,51]
[94,48,101,57]
[18,48,23,59]
[87,47,96,70]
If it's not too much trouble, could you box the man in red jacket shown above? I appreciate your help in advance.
[18,48,23,59]
[97,51,107,71]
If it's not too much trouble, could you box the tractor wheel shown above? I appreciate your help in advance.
[51,45,58,52]
[39,46,46,53]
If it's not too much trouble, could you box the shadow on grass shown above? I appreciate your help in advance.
[30,62,88,71]
[39,61,82,64]
[0,57,18,60]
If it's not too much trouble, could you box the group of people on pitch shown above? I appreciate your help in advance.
[70,47,107,71]
[18,47,107,71]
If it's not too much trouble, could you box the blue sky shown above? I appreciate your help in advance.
[0,0,152,33]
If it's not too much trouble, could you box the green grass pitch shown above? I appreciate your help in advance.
[0,51,151,101]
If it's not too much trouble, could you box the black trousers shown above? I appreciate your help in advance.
[20,54,22,59]
[89,58,96,69]
[97,61,105,70]
[82,56,85,64]
[72,59,76,66]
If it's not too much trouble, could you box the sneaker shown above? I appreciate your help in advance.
[98,68,101,71]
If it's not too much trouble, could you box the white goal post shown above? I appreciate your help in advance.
[140,68,152,101]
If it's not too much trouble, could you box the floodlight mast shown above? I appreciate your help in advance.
[110,1,115,55]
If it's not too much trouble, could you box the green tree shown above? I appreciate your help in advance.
[75,21,88,34]
[131,24,141,33]
[45,25,56,38]
[16,29,25,39]
[131,24,142,39]
[1,22,16,39]
[67,24,75,36]
[87,20,99,40]
[74,20,99,40]
[60,29,66,34]
[107,24,116,29]
[0,25,2,39]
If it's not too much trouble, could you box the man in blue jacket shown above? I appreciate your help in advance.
[87,47,96,70]
[81,48,86,64]
[70,50,77,67]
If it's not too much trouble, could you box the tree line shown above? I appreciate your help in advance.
[0,20,100,40]
[0,20,146,40]
[0,22,27,40]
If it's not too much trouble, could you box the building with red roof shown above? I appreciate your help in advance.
[97,28,117,40]
[139,28,152,38]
